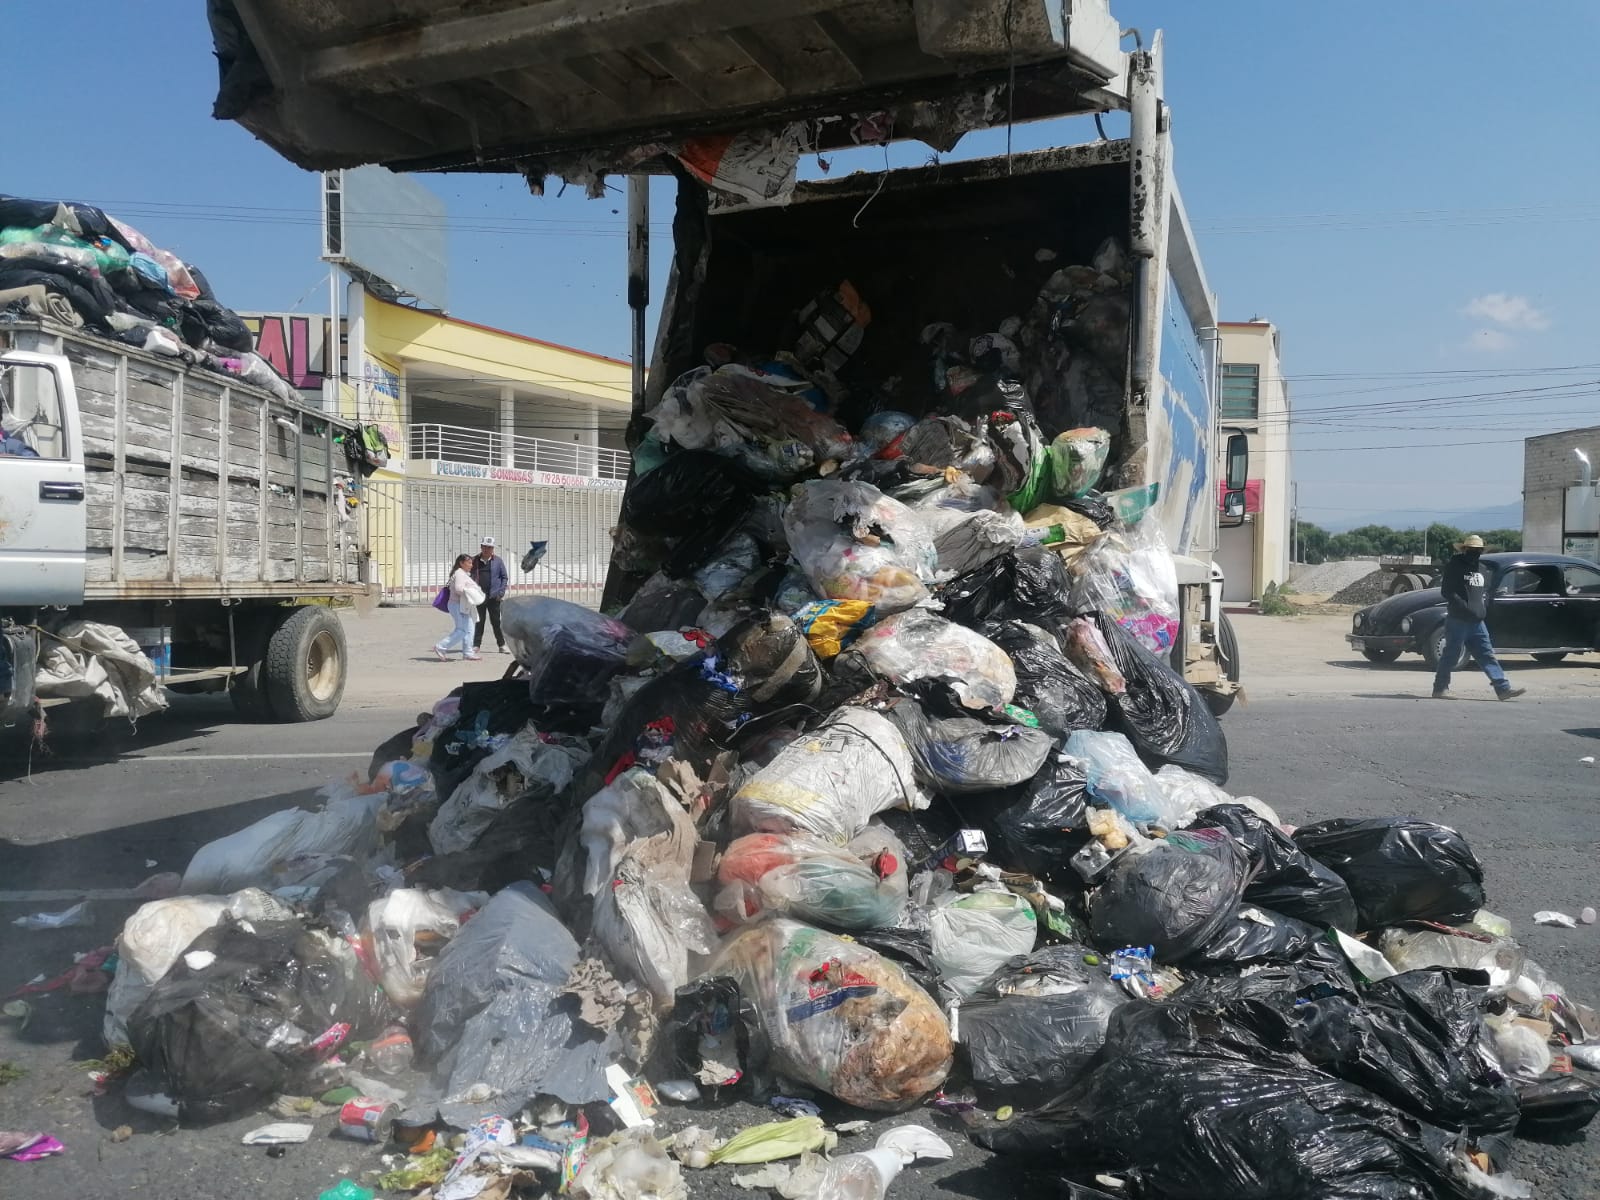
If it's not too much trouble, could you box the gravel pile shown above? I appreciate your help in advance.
[1328,569,1394,607]
[1287,559,1381,595]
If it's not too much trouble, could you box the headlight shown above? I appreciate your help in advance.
[1354,612,1365,630]
[1400,616,1412,633]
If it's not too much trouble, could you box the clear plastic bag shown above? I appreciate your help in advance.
[594,855,719,1009]
[1070,519,1181,655]
[653,365,853,481]
[1046,427,1111,499]
[1378,925,1526,989]
[928,890,1038,999]
[366,888,477,1009]
[693,531,763,602]
[783,480,937,613]
[704,918,953,1111]
[732,707,925,844]
[1064,730,1177,825]
[1062,616,1127,694]
[501,596,641,705]
[714,826,909,930]
[856,610,1016,711]
[181,784,384,895]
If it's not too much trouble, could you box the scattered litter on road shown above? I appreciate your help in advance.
[1535,910,1580,928]
[0,1132,64,1161]
[241,1122,314,1145]
[12,900,92,930]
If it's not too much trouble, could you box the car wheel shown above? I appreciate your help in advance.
[1420,626,1465,671]
[1532,652,1569,664]
[1362,647,1402,664]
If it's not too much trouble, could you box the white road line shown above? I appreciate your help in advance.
[124,752,369,762]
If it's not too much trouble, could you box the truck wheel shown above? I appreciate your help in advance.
[1204,612,1241,717]
[1362,647,1402,664]
[1420,625,1465,672]
[263,606,347,722]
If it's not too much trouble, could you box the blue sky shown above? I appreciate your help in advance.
[8,2,1597,526]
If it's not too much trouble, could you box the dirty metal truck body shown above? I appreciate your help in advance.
[0,320,369,728]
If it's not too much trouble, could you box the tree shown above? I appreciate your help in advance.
[1291,521,1520,563]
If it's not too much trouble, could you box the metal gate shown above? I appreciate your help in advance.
[363,478,621,608]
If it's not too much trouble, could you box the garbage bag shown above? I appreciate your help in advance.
[501,597,641,707]
[732,707,924,844]
[127,915,381,1124]
[935,545,1075,632]
[958,944,1126,1102]
[1378,925,1525,989]
[1093,612,1228,785]
[1046,427,1112,500]
[416,883,613,1121]
[594,853,718,1009]
[978,986,1493,1200]
[181,785,383,895]
[652,365,853,481]
[979,620,1105,738]
[929,890,1037,998]
[991,754,1092,884]
[1182,905,1324,968]
[1191,804,1358,932]
[857,609,1016,711]
[896,415,997,482]
[1515,1077,1600,1140]
[619,572,708,634]
[367,888,479,1009]
[783,479,937,614]
[932,508,1027,577]
[1072,522,1182,655]
[621,449,758,538]
[664,976,771,1098]
[104,889,292,1047]
[1088,827,1250,961]
[792,598,877,659]
[887,699,1052,795]
[715,827,909,931]
[704,918,952,1111]
[1064,730,1183,826]
[427,729,587,856]
[1292,817,1486,930]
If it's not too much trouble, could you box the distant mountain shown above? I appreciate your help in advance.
[1317,501,1521,534]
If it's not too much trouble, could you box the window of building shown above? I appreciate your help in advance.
[1221,362,1260,420]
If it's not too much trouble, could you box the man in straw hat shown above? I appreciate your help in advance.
[1433,534,1525,701]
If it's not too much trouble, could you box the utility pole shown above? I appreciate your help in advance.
[1291,482,1299,564]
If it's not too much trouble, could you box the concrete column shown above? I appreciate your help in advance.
[499,385,516,468]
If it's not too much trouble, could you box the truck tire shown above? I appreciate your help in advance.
[1204,612,1241,717]
[1388,573,1414,596]
[263,606,347,722]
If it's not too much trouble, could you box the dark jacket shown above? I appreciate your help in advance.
[472,553,509,601]
[1440,552,1489,623]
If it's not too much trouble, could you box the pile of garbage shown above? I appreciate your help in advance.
[0,191,300,404]
[84,268,1599,1199]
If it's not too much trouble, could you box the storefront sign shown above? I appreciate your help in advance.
[429,461,625,491]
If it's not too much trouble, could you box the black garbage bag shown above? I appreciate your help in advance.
[990,755,1092,885]
[1291,817,1486,930]
[1289,970,1519,1136]
[980,620,1106,738]
[619,572,708,634]
[1192,804,1358,932]
[1183,905,1323,968]
[937,545,1075,631]
[1062,494,1115,530]
[977,986,1488,1200]
[127,916,382,1124]
[1088,827,1249,961]
[427,678,538,800]
[958,944,1125,1103]
[662,976,772,1100]
[887,698,1053,795]
[1093,612,1228,784]
[621,450,761,579]
[1515,1077,1600,1140]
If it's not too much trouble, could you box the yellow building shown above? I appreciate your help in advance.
[1216,320,1293,604]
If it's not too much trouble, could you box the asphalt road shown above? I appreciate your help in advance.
[0,613,1597,1199]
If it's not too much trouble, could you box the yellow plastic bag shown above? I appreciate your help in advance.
[793,599,875,659]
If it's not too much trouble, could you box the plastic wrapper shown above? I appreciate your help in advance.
[857,410,916,457]
[103,889,292,1047]
[783,480,937,613]
[887,700,1052,795]
[428,728,587,856]
[1064,730,1182,826]
[792,598,877,659]
[367,888,478,1009]
[1088,827,1251,961]
[1046,427,1111,499]
[715,827,909,930]
[127,915,382,1124]
[704,918,952,1111]
[732,707,924,844]
[978,978,1487,1200]
[928,890,1037,998]
[416,883,613,1123]
[501,596,641,708]
[958,944,1126,1102]
[933,508,1026,577]
[1191,803,1359,932]
[857,609,1016,711]
[182,784,383,895]
[1094,612,1229,784]
[1292,817,1486,930]
[937,544,1075,633]
[1378,926,1526,989]
[992,755,1092,884]
[981,620,1106,737]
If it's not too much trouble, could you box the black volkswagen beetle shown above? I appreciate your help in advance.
[1348,552,1600,668]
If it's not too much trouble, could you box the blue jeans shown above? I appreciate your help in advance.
[1433,618,1509,694]
[435,604,476,655]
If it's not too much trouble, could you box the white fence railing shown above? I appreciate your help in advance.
[408,422,629,480]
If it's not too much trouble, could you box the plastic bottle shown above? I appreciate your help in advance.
[782,1147,903,1200]
[365,1024,414,1076]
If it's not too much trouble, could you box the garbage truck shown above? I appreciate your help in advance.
[0,319,369,731]
[201,0,1247,710]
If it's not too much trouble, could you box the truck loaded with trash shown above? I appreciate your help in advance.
[1,3,1592,1198]
[0,198,387,734]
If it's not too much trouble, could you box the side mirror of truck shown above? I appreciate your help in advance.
[1222,491,1246,520]
[1224,430,1249,492]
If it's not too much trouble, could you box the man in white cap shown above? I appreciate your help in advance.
[470,536,510,654]
[1433,534,1525,701]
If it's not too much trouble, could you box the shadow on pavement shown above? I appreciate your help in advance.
[1564,728,1600,740]
[0,694,243,782]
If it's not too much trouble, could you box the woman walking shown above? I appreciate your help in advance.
[435,553,486,661]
